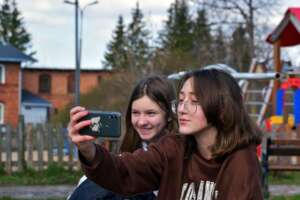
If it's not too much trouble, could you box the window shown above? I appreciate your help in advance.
[97,76,102,85]
[39,74,51,93]
[0,103,4,124]
[25,106,32,110]
[0,65,5,84]
[67,74,75,93]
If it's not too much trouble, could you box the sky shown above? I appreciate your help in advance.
[14,0,300,69]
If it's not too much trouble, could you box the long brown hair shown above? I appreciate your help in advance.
[120,75,177,153]
[180,69,262,158]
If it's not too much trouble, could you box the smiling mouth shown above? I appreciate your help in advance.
[138,128,152,133]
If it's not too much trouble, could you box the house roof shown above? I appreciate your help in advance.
[0,44,36,63]
[266,8,300,47]
[22,90,52,107]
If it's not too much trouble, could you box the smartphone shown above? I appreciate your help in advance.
[78,110,121,138]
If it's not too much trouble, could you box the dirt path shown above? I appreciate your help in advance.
[269,185,300,196]
[0,185,74,199]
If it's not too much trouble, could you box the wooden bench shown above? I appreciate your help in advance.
[262,138,300,198]
[265,138,300,170]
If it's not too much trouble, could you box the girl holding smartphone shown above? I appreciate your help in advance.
[68,75,176,200]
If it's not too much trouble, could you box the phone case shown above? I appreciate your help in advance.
[79,111,121,138]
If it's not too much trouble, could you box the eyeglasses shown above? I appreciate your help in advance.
[171,100,201,114]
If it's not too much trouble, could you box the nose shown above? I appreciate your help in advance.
[177,102,187,114]
[136,116,148,126]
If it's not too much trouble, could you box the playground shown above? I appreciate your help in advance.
[232,7,300,199]
[1,5,300,200]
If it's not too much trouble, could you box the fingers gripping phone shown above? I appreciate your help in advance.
[79,110,121,138]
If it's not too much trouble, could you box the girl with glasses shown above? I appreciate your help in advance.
[68,69,263,199]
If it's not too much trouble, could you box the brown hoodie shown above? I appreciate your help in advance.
[80,134,263,200]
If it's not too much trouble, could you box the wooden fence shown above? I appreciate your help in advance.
[0,121,120,174]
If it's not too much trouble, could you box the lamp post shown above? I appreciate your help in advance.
[64,0,98,106]
[79,0,99,66]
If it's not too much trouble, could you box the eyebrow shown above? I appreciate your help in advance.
[132,108,160,112]
[179,91,196,95]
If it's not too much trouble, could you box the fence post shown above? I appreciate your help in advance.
[262,137,270,199]
[110,139,120,153]
[0,124,5,164]
[26,124,34,168]
[36,124,44,171]
[68,139,74,170]
[17,115,26,171]
[4,125,12,175]
[56,124,64,165]
[46,123,54,165]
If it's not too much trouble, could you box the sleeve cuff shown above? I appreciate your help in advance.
[79,143,103,170]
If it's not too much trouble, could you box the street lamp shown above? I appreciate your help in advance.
[79,0,99,66]
[64,0,98,106]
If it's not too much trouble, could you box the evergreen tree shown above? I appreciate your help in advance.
[0,0,34,55]
[160,0,193,52]
[126,2,151,71]
[103,15,128,69]
[213,27,227,63]
[229,24,251,72]
[153,0,195,73]
[192,8,212,66]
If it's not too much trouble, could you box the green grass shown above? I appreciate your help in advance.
[269,172,300,185]
[0,164,83,185]
[271,195,300,200]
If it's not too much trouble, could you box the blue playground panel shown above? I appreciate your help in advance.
[276,89,285,115]
[294,89,300,126]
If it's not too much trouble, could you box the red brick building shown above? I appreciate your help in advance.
[22,67,112,112]
[0,44,112,127]
[0,44,35,127]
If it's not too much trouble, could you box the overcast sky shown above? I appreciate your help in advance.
[15,0,300,69]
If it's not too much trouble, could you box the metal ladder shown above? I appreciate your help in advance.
[240,60,274,126]
[243,80,274,126]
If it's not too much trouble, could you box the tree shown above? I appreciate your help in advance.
[153,0,196,74]
[126,2,151,71]
[229,24,251,72]
[160,0,193,52]
[192,0,281,59]
[192,8,213,66]
[0,0,34,55]
[212,27,227,64]
[103,15,128,69]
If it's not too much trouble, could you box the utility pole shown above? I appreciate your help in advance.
[64,0,80,106]
[64,0,98,105]
[74,0,80,106]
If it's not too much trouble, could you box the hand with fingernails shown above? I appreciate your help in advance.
[68,106,96,163]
